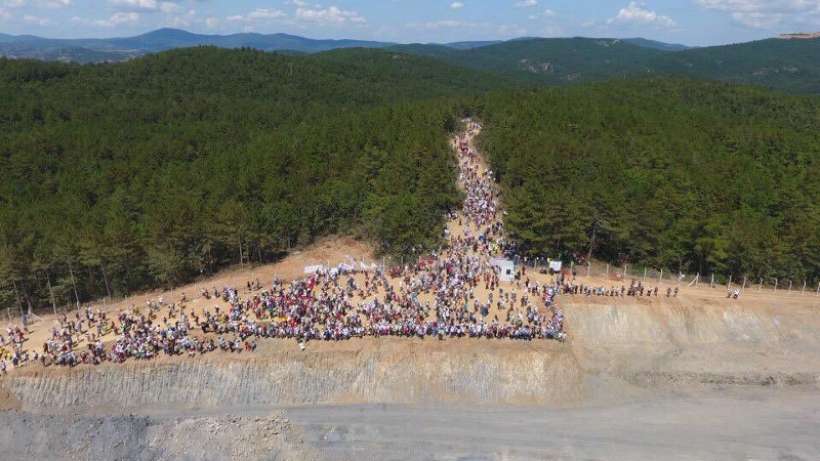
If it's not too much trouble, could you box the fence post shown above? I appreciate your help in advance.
[606,264,609,277]
[774,278,778,293]
[728,274,732,291]
[759,278,763,291]
[788,280,792,295]
[710,273,715,288]
[742,276,747,291]
[659,269,663,284]
[816,281,820,296]
[643,267,647,283]
[801,280,806,296]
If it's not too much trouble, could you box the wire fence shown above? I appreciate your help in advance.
[6,253,817,328]
[378,253,820,298]
[553,259,820,298]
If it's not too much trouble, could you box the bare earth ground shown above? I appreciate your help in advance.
[1,121,819,460]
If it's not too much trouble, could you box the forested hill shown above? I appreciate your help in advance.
[478,79,820,280]
[0,46,509,110]
[0,47,505,309]
[651,38,820,94]
[0,28,395,63]
[390,38,665,84]
[4,29,819,93]
[393,37,820,94]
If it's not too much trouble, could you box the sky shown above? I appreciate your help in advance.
[1,1,819,46]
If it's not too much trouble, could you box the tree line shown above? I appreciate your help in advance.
[0,47,483,312]
[476,79,820,282]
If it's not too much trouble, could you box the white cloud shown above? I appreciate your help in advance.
[227,8,287,24]
[295,6,366,24]
[2,0,71,7]
[23,13,49,24]
[515,0,538,7]
[450,1,464,9]
[529,7,556,19]
[495,23,527,36]
[608,2,676,27]
[205,16,219,29]
[413,19,465,29]
[103,11,140,26]
[407,19,526,37]
[248,8,287,20]
[110,0,181,14]
[111,0,155,10]
[696,0,820,29]
[73,11,140,28]
[0,7,10,19]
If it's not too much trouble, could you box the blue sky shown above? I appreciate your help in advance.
[1,1,819,46]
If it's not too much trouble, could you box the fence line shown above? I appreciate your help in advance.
[561,259,819,299]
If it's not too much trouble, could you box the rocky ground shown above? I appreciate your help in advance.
[0,411,316,461]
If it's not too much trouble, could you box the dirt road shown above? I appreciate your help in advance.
[289,392,820,461]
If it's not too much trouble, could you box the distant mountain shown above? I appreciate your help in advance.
[0,42,139,63]
[624,37,690,51]
[0,28,395,62]
[0,29,692,62]
[651,37,820,93]
[444,41,503,50]
[2,29,817,93]
[390,38,665,84]
[101,28,395,53]
[392,36,820,93]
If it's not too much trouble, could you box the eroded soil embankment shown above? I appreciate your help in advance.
[1,298,818,414]
[565,297,820,398]
[0,340,582,413]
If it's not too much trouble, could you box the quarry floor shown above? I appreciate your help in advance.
[3,390,819,461]
[287,393,820,461]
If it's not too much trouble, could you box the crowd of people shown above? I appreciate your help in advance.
[1,120,567,373]
[558,280,679,298]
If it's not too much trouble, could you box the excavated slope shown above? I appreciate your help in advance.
[2,297,818,414]
[2,341,582,413]
[565,297,820,394]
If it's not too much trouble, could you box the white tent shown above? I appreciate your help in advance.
[490,257,516,282]
[303,265,325,275]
